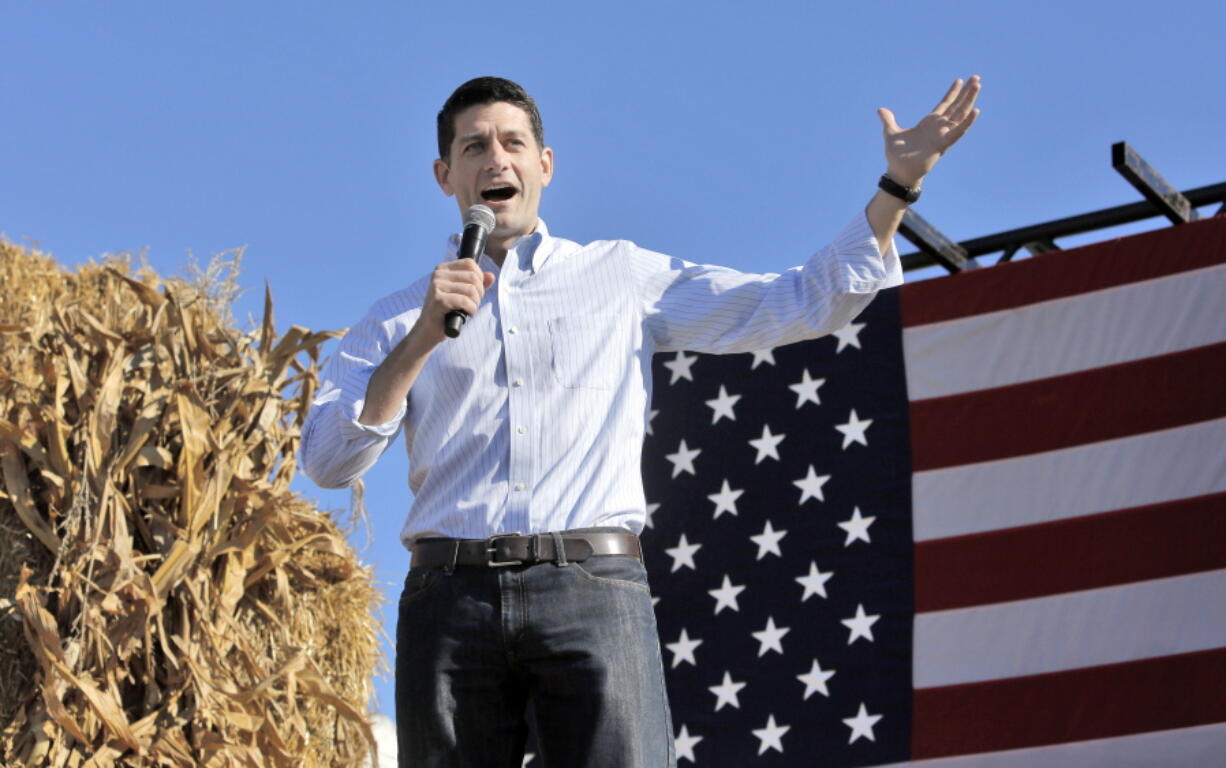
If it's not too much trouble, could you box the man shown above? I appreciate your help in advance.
[301,75,981,767]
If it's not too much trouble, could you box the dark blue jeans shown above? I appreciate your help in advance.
[395,548,676,768]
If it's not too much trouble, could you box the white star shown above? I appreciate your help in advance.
[708,671,746,711]
[788,368,825,408]
[841,604,880,645]
[704,385,741,424]
[796,561,834,601]
[837,506,875,546]
[834,408,873,449]
[793,465,830,505]
[666,628,703,668]
[645,409,659,436]
[708,574,745,614]
[752,616,790,657]
[831,321,865,352]
[798,658,836,700]
[750,520,787,560]
[748,424,785,464]
[752,715,790,755]
[749,347,776,369]
[843,703,883,744]
[643,501,660,530]
[674,725,702,763]
[663,350,698,384]
[665,439,701,478]
[707,479,743,519]
[665,534,701,573]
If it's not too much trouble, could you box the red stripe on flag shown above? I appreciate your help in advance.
[900,216,1226,327]
[912,647,1226,758]
[915,492,1226,611]
[909,342,1226,471]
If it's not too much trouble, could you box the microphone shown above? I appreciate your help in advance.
[444,204,496,339]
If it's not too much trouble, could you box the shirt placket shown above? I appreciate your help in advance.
[497,246,535,534]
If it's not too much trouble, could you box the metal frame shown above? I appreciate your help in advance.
[1112,142,1199,225]
[900,141,1224,272]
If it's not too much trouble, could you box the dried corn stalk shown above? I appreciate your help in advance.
[0,241,381,766]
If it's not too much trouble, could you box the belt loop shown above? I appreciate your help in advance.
[551,531,569,567]
[443,540,459,575]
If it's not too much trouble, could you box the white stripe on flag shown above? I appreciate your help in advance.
[912,417,1226,541]
[879,721,1226,768]
[913,569,1226,687]
[903,263,1226,399]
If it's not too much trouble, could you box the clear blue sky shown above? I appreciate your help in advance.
[4,0,1223,720]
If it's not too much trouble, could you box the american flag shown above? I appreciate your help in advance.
[637,216,1226,766]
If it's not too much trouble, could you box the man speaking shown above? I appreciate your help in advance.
[301,75,980,768]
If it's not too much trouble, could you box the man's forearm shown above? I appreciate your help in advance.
[864,187,910,258]
[358,324,437,425]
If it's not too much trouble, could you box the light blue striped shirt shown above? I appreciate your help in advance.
[300,212,901,547]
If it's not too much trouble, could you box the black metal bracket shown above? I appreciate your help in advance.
[899,208,979,273]
[1112,142,1200,225]
[900,181,1225,272]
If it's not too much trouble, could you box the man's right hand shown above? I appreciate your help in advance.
[415,258,497,346]
[358,259,495,426]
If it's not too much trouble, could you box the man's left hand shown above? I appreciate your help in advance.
[878,75,982,188]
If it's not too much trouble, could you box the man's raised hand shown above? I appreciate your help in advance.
[418,259,496,346]
[878,75,982,188]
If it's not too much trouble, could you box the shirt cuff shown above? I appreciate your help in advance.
[829,211,904,291]
[337,398,405,438]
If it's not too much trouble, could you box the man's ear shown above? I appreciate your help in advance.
[433,158,454,196]
[540,146,554,188]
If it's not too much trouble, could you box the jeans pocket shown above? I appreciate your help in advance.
[571,556,651,594]
[399,567,442,607]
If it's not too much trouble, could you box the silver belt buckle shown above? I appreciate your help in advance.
[485,531,525,567]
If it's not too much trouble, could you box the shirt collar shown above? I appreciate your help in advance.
[443,219,556,274]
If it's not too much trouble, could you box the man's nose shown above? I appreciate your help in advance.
[484,142,510,172]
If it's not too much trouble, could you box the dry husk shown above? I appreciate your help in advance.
[0,241,381,766]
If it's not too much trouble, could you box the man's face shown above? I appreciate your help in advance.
[434,101,554,244]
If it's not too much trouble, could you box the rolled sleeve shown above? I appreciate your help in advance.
[829,210,904,292]
[300,301,416,489]
[632,210,904,355]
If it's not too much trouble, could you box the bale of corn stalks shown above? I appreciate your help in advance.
[0,240,381,766]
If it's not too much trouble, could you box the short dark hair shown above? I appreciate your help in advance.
[436,76,545,161]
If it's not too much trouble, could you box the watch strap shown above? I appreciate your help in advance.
[878,174,921,204]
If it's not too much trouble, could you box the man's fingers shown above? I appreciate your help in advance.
[430,261,489,317]
[944,108,981,145]
[439,285,481,317]
[946,75,982,124]
[443,275,485,306]
[877,107,901,135]
[931,78,963,115]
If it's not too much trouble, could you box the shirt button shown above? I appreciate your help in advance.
[514,482,525,492]
[513,378,524,388]
[516,425,527,435]
[508,326,519,335]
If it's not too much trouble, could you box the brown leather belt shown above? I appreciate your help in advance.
[411,531,642,569]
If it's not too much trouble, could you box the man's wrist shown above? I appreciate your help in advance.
[884,166,924,188]
[878,173,922,204]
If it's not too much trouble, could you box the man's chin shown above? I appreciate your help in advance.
[492,215,536,242]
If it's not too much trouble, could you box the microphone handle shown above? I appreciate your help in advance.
[443,222,488,338]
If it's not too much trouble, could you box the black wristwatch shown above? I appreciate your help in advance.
[878,174,921,204]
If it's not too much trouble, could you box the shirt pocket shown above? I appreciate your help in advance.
[547,313,626,390]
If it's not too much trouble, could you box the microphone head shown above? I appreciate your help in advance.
[464,204,496,234]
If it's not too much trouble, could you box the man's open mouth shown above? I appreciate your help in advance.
[481,186,517,202]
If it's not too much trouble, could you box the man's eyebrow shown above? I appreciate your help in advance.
[456,132,486,145]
